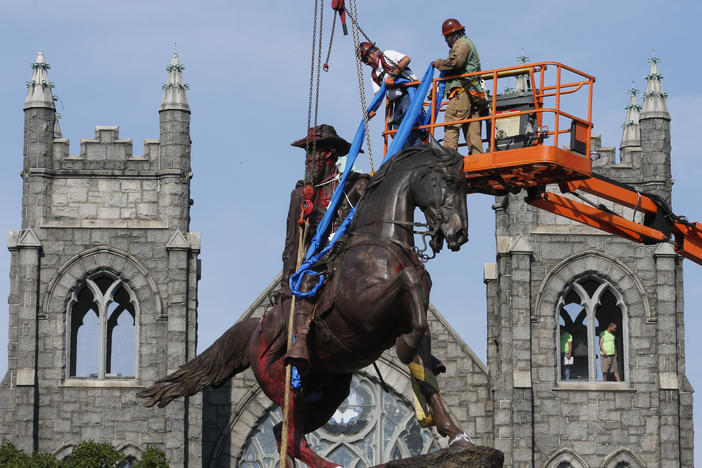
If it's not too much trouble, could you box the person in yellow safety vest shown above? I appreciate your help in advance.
[560,329,573,380]
[599,322,621,382]
[432,18,488,154]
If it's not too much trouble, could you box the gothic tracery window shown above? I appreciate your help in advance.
[557,275,627,383]
[240,375,439,467]
[67,273,137,379]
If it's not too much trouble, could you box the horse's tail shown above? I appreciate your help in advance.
[137,317,259,408]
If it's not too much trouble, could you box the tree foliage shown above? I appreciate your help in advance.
[134,446,169,468]
[0,441,169,468]
[62,441,125,468]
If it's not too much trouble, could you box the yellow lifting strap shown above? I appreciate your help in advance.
[408,362,440,428]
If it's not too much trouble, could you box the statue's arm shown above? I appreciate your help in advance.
[347,173,370,205]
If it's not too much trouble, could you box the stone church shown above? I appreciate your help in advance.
[0,51,693,468]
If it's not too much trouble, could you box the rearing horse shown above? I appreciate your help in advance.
[138,139,471,468]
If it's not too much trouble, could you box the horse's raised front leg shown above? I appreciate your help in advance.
[409,331,474,447]
[394,267,429,364]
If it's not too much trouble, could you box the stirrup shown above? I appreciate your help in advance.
[284,339,310,376]
[449,432,473,446]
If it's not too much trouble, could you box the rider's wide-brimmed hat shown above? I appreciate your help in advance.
[291,124,360,156]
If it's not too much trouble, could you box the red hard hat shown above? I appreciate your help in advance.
[356,41,376,62]
[441,18,465,36]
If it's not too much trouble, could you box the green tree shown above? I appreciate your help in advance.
[61,441,126,468]
[134,446,169,468]
[0,441,169,467]
[0,441,30,467]
[28,452,60,468]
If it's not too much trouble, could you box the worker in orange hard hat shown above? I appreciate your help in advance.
[433,18,487,154]
[357,41,424,148]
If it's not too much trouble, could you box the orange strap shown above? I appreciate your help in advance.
[447,87,465,99]
[469,89,486,100]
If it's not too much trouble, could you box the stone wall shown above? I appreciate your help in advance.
[1,90,200,467]
[488,125,692,467]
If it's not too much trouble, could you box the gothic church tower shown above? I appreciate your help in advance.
[484,54,693,467]
[0,51,201,467]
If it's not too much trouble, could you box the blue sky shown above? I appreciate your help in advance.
[1,0,701,462]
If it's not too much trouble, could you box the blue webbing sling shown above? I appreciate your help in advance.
[289,63,437,298]
[288,63,437,388]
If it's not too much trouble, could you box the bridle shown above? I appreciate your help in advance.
[352,162,461,262]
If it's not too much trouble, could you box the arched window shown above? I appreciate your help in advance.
[117,456,138,468]
[601,448,646,468]
[67,273,137,379]
[557,276,627,383]
[544,448,588,468]
[240,375,440,467]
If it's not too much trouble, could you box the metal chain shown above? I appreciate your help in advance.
[344,6,373,44]
[306,0,319,156]
[323,11,337,71]
[348,0,374,174]
[313,0,324,131]
[344,7,402,72]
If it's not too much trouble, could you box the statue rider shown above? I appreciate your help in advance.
[282,124,369,375]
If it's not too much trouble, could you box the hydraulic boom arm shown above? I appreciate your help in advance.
[524,173,702,265]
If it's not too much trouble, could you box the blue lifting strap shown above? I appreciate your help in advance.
[290,63,437,298]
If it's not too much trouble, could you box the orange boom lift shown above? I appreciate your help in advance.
[381,61,702,265]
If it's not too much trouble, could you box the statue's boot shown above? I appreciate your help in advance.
[284,305,311,376]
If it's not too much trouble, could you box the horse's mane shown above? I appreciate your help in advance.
[364,142,463,194]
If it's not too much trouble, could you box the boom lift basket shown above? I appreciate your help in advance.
[374,61,702,266]
[382,62,596,195]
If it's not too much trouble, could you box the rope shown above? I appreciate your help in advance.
[284,3,324,463]
[348,0,375,174]
[281,221,309,467]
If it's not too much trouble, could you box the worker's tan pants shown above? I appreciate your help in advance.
[443,91,483,154]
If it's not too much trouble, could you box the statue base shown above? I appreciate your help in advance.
[371,444,504,468]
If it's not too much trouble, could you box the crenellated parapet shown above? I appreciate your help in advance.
[20,51,193,232]
[51,126,164,171]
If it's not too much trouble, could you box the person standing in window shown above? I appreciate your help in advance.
[560,329,573,380]
[599,322,621,382]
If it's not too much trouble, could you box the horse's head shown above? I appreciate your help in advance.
[415,136,469,252]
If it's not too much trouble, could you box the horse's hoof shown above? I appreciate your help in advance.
[449,432,474,448]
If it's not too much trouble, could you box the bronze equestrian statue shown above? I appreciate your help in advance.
[138,138,472,468]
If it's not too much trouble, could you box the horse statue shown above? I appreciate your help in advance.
[138,139,472,468]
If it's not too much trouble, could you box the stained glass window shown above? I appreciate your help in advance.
[242,374,439,467]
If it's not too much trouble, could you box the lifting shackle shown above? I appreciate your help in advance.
[331,0,348,35]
